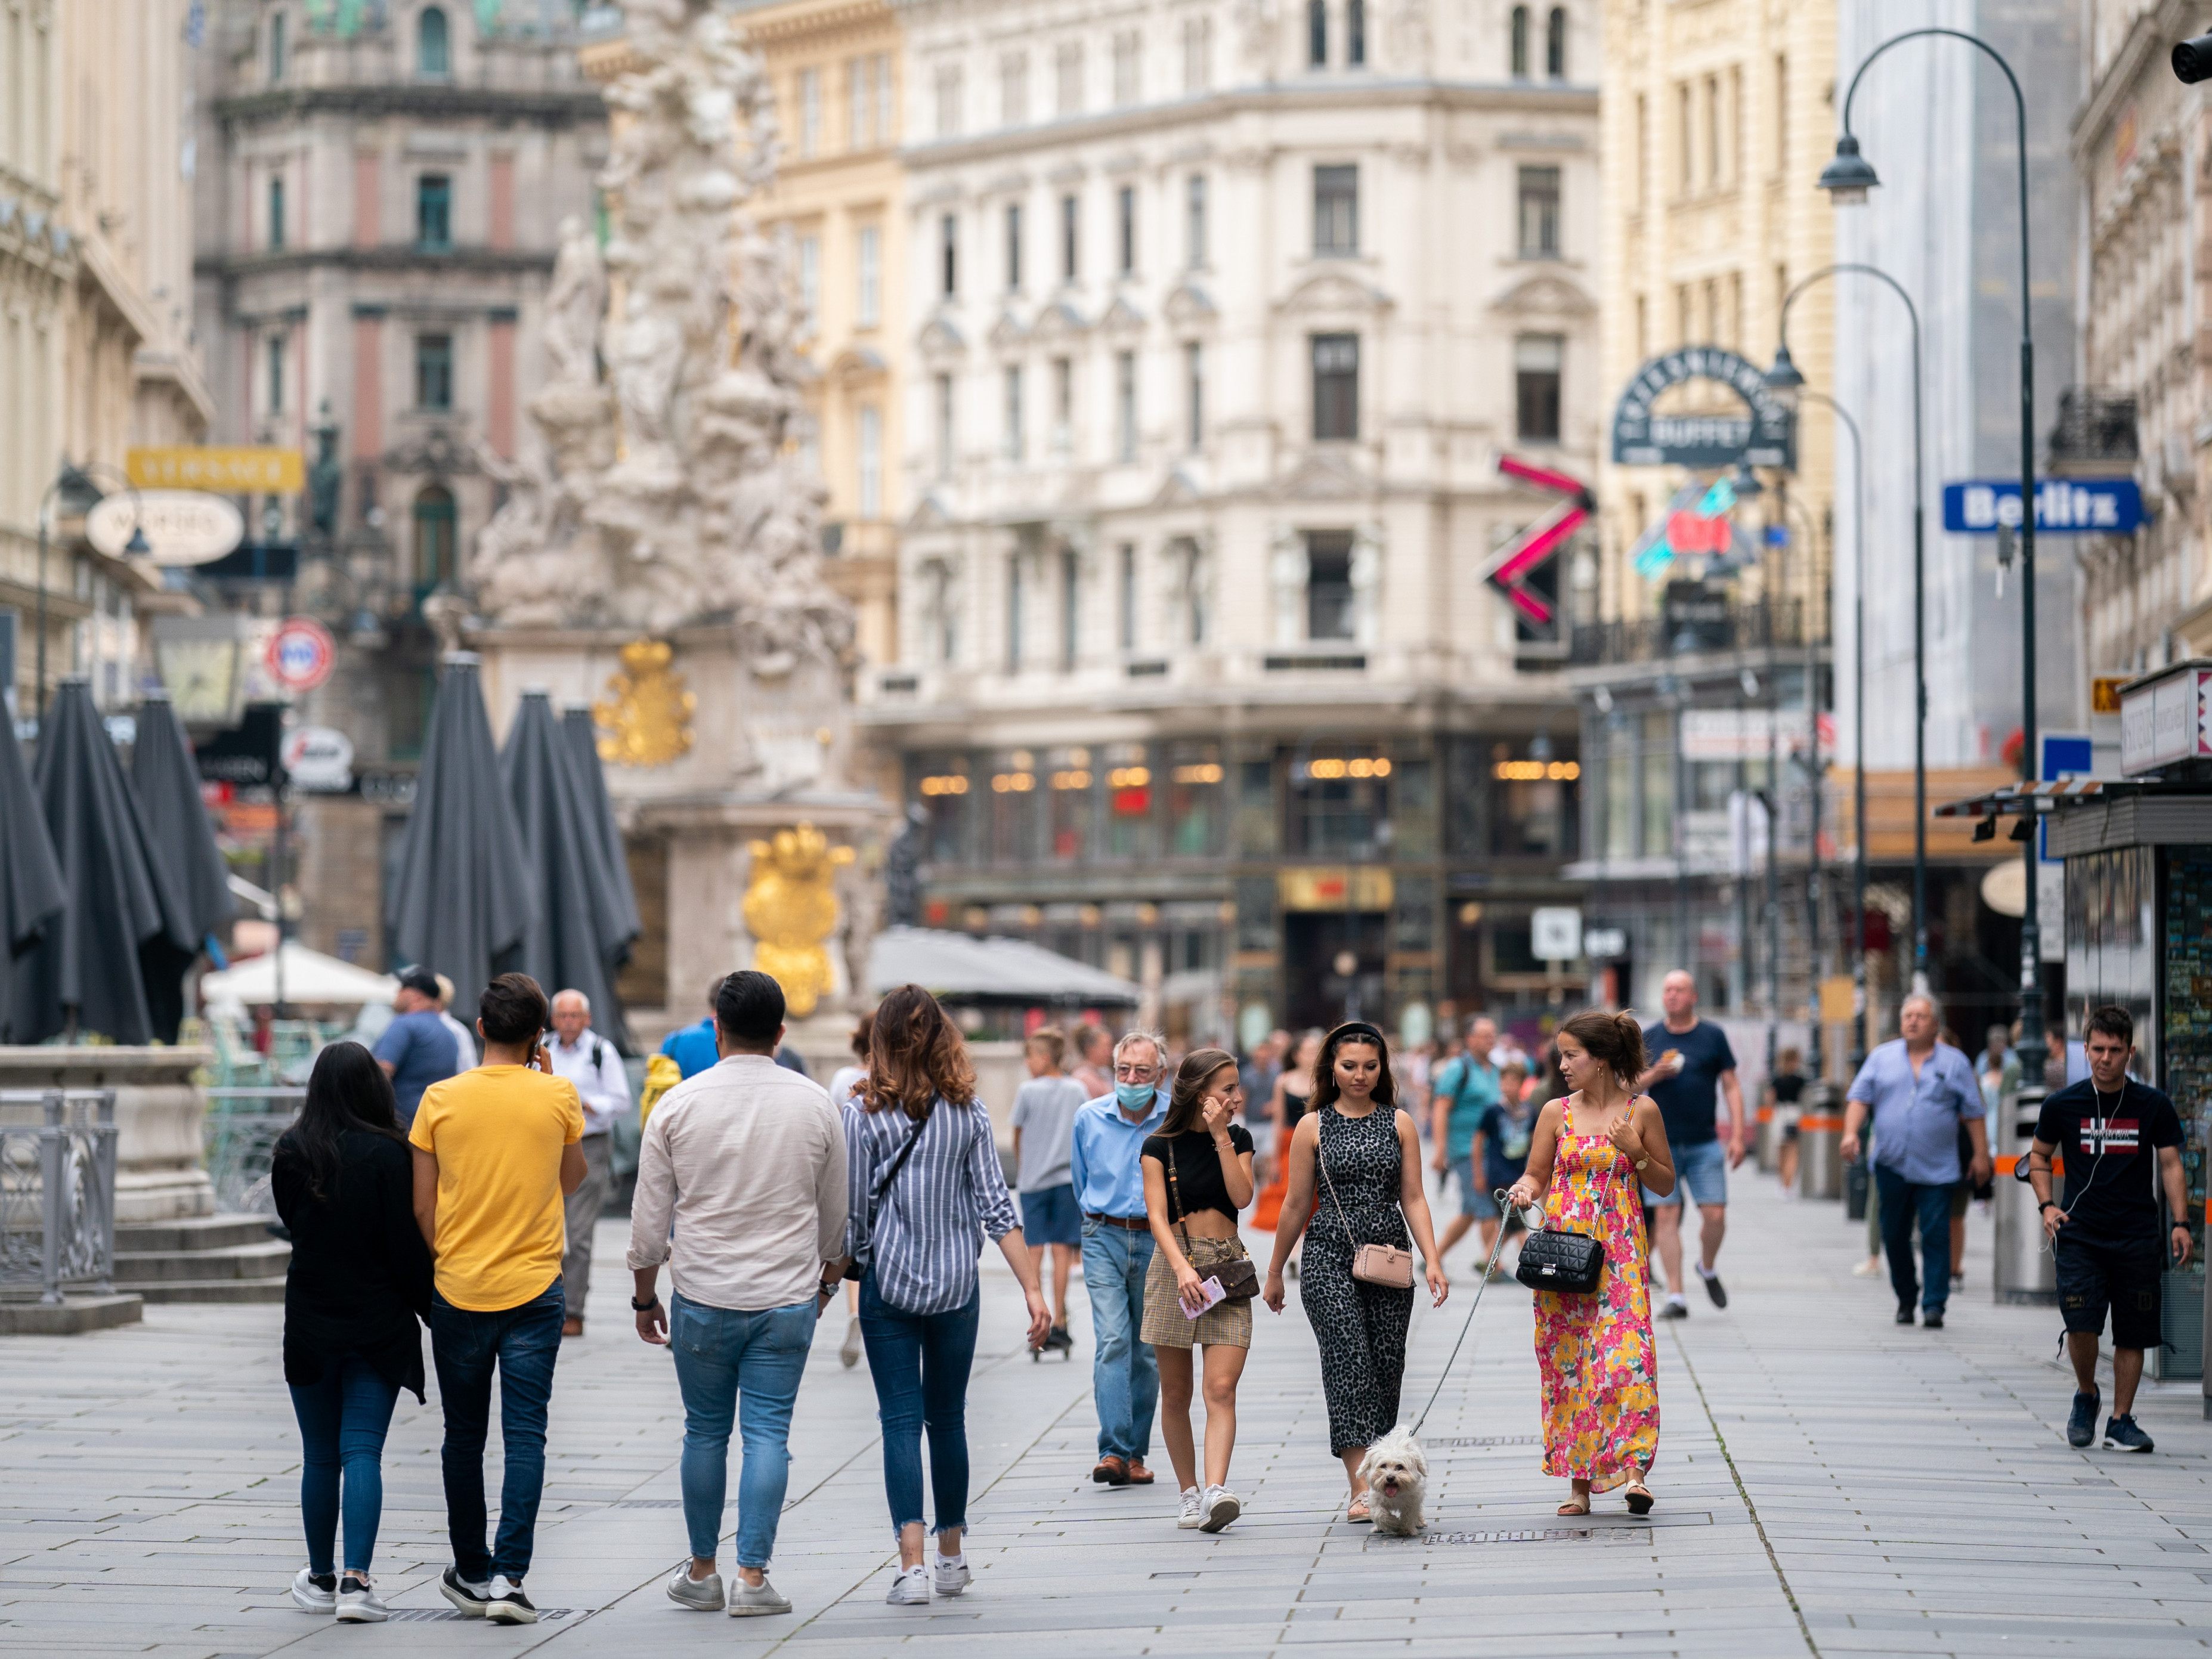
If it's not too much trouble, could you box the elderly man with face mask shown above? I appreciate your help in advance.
[546,989,631,1338]
[1842,993,1991,1330]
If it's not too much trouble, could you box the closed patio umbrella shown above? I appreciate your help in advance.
[132,689,236,1041]
[383,654,535,1023]
[0,717,66,1042]
[11,677,195,1045]
[502,691,638,1051]
[562,702,642,949]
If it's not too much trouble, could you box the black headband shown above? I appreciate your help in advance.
[1328,1021,1387,1046]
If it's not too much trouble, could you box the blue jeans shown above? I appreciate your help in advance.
[288,1355,401,1576]
[1874,1163,1955,1316]
[858,1271,978,1536]
[429,1277,564,1582]
[669,1293,816,1568]
[1080,1221,1157,1461]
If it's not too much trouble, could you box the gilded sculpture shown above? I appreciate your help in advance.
[593,639,696,767]
[743,823,855,1018]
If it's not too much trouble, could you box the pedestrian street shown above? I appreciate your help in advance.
[5,1174,2211,1659]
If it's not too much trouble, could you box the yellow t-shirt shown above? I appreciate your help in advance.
[409,1064,584,1312]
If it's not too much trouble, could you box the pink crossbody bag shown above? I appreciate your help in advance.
[1316,1113,1416,1289]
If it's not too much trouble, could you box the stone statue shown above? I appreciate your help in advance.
[470,0,857,670]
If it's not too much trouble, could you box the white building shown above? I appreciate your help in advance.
[868,0,1600,1043]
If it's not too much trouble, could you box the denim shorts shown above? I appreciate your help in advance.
[1458,1157,1501,1219]
[1020,1183,1082,1246]
[1644,1137,1727,1208]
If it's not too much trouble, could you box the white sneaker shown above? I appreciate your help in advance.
[1851,1256,1883,1278]
[290,1566,336,1612]
[886,1565,930,1604]
[1200,1486,1242,1533]
[1177,1485,1205,1528]
[334,1575,388,1623]
[728,1573,791,1617]
[932,1553,971,1597]
[666,1563,725,1611]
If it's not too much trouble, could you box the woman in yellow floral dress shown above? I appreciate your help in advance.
[1505,1010,1674,1516]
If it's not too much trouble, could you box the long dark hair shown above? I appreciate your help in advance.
[859,983,977,1120]
[1310,1021,1397,1112]
[276,1041,406,1203]
[1161,1047,1239,1137]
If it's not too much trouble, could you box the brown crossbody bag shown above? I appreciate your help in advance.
[1165,1138,1261,1302]
[1316,1110,1417,1289]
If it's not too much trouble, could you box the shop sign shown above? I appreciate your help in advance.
[1941,478,2143,535]
[126,445,304,493]
[2120,662,2212,775]
[86,490,246,565]
[1610,346,1796,469]
[1277,867,1394,912]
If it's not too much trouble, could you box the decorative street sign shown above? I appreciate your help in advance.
[126,445,305,494]
[265,617,336,694]
[1940,478,2144,535]
[1610,346,1797,470]
[86,490,245,566]
[1486,454,1593,632]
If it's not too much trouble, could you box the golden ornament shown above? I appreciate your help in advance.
[593,638,695,767]
[742,822,856,1019]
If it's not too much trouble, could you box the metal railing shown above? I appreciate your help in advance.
[0,1090,119,1305]
[1568,598,1820,667]
[205,1088,306,1215]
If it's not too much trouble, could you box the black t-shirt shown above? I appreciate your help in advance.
[1642,1019,1738,1147]
[1143,1125,1257,1222]
[2034,1078,2183,1244]
[1771,1072,1806,1105]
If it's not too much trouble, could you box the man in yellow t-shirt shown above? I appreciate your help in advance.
[409,973,584,1626]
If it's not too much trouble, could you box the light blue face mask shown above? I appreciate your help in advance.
[1115,1079,1156,1112]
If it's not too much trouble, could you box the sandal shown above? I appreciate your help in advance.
[1623,1481,1655,1516]
[1346,1496,1373,1524]
[1556,1496,1591,1517]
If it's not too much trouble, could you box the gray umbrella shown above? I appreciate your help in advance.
[11,677,195,1045]
[384,654,535,1022]
[132,689,236,1042]
[0,717,66,1042]
[502,692,638,1051]
[562,703,642,948]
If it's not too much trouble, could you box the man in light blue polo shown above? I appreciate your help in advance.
[1841,993,1992,1330]
[1068,1029,1168,1489]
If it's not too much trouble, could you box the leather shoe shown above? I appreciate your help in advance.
[1125,1459,1156,1485]
[1091,1456,1130,1485]
[561,1317,584,1338]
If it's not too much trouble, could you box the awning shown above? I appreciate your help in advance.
[1932,778,2110,819]
[870,926,1142,1005]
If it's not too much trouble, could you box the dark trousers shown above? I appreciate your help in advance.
[1874,1164,1954,1316]
[429,1277,564,1582]
[857,1271,979,1536]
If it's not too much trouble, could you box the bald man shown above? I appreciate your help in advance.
[547,989,632,1336]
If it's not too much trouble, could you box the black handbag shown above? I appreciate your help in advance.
[1514,1115,1619,1296]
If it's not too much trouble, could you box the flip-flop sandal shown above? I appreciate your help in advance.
[1346,1498,1373,1524]
[1556,1497,1591,1517]
[1623,1482,1655,1516]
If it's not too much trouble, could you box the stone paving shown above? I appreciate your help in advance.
[5,1171,2211,1658]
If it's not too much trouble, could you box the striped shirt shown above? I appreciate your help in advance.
[843,1095,1018,1316]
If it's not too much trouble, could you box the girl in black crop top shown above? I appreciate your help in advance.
[1144,1121,1257,1222]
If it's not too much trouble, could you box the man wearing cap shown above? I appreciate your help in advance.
[375,969,463,1128]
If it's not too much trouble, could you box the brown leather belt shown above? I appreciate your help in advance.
[1087,1212,1149,1230]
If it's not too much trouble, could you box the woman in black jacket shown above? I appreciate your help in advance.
[273,1042,434,1623]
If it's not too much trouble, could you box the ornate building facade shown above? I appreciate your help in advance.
[868,0,1602,1043]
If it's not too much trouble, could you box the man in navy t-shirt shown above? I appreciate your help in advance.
[1636,970,1746,1319]
[372,967,462,1126]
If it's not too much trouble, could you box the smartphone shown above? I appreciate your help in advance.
[1182,1276,1227,1319]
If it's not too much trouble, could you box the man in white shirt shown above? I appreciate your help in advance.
[435,974,479,1070]
[627,970,848,1618]
[548,988,632,1338]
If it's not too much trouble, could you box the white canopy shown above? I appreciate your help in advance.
[869,926,1142,1005]
[199,943,400,1009]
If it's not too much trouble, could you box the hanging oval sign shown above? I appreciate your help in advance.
[85,490,246,565]
[1610,346,1797,471]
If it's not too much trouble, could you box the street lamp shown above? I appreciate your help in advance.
[1768,262,1926,991]
[1821,25,2045,1058]
[33,463,149,728]
[1776,489,1827,1085]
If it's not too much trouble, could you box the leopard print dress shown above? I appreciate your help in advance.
[1300,1103,1415,1456]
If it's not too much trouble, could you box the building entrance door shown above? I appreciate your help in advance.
[1283,910,1387,1033]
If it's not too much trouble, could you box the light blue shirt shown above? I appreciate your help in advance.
[1067,1091,1168,1218]
[1846,1039,1985,1186]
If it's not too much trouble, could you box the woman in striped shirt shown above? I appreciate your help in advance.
[840,985,1051,1606]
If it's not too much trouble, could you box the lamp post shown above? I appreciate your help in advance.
[1778,488,1827,1084]
[1819,24,2045,1057]
[1766,263,1925,993]
[33,464,150,729]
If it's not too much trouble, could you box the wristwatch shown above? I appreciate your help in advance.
[630,1294,660,1313]
[1634,1156,1650,1172]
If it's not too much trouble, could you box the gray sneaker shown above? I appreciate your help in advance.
[290,1566,336,1612]
[335,1576,388,1623]
[667,1563,725,1611]
[727,1573,791,1617]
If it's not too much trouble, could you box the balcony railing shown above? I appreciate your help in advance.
[1570,598,1815,667]
[2047,389,2139,467]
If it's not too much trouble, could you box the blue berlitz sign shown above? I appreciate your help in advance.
[1941,478,2144,535]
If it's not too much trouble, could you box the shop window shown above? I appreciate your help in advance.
[1047,745,1094,862]
[1287,747,1392,855]
[989,748,1041,862]
[912,755,973,864]
[1235,757,1277,856]
[1167,741,1226,856]
[1103,742,1156,859]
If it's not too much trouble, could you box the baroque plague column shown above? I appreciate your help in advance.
[468,0,884,1037]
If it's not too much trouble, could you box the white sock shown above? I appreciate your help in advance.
[1697,1264,1718,1280]
[936,1550,964,1567]
[1667,1290,1687,1305]
[491,1575,522,1596]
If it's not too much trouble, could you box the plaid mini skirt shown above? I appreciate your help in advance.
[1140,1232,1255,1350]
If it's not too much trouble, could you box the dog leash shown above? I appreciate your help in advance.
[1408,1189,1517,1437]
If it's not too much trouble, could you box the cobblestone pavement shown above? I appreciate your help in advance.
[5,1172,2210,1658]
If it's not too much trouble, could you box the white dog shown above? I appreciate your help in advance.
[1358,1426,1430,1536]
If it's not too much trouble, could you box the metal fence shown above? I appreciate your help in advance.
[205,1088,305,1215]
[0,1090,120,1305]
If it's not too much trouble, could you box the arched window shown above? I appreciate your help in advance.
[1348,0,1365,66]
[413,485,456,592]
[417,5,449,77]
[1546,7,1567,78]
[1509,5,1529,78]
[1308,0,1328,67]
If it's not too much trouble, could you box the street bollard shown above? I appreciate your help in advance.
[1755,1106,1778,1172]
[1993,1084,2058,1305]
[1796,1081,1843,1199]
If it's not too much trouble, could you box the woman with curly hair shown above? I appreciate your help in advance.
[840,984,1050,1605]
[1505,1009,1674,1517]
